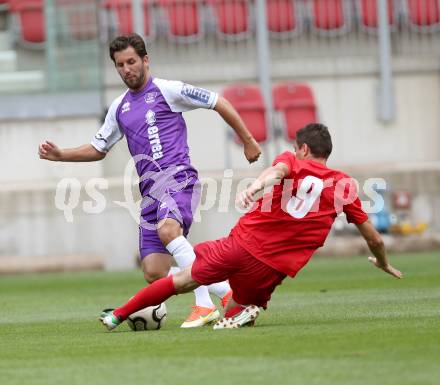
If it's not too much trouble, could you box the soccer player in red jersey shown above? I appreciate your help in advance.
[100,123,402,330]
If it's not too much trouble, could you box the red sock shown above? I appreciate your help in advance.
[225,305,246,318]
[114,276,176,321]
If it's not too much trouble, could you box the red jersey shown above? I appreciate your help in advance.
[232,151,368,277]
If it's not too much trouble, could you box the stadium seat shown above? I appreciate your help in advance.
[222,84,267,144]
[405,0,440,29]
[158,0,202,41]
[309,0,351,34]
[207,0,251,40]
[356,0,396,30]
[104,0,153,37]
[267,0,302,37]
[9,0,45,44]
[272,82,317,141]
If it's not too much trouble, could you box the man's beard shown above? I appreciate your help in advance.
[123,70,145,90]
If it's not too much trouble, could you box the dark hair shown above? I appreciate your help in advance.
[109,34,147,63]
[295,123,333,159]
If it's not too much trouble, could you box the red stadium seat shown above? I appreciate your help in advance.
[207,0,250,39]
[104,0,153,37]
[9,0,45,44]
[267,0,301,36]
[222,84,267,144]
[273,82,317,141]
[406,0,440,29]
[357,0,396,30]
[158,0,202,41]
[310,0,350,33]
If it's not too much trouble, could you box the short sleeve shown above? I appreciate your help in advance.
[91,94,125,153]
[335,175,369,224]
[344,197,369,224]
[153,78,218,112]
[272,151,297,177]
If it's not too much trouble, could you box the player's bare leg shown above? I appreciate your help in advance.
[141,252,174,283]
[157,218,220,327]
[172,267,200,293]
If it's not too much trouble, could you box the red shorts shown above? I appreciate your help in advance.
[192,234,286,309]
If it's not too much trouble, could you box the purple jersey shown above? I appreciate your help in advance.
[91,76,218,201]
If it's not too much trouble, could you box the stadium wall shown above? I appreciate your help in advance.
[0,117,102,183]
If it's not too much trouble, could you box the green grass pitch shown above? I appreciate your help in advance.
[1,251,439,385]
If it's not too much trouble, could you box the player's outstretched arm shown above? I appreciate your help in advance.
[236,162,289,209]
[214,96,262,163]
[38,141,106,162]
[356,221,403,279]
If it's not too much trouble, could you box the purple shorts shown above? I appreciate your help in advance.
[138,181,200,259]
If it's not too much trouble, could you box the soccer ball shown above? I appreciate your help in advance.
[126,303,167,331]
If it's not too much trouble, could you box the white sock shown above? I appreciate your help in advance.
[208,281,231,299]
[166,236,214,308]
[193,286,215,308]
[166,236,196,268]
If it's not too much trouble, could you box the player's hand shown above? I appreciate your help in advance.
[236,181,262,209]
[38,140,62,161]
[368,256,403,279]
[243,139,262,164]
[236,189,254,209]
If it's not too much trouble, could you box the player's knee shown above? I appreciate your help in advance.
[143,267,167,283]
[157,223,180,245]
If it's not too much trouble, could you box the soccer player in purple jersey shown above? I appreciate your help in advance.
[39,33,262,328]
